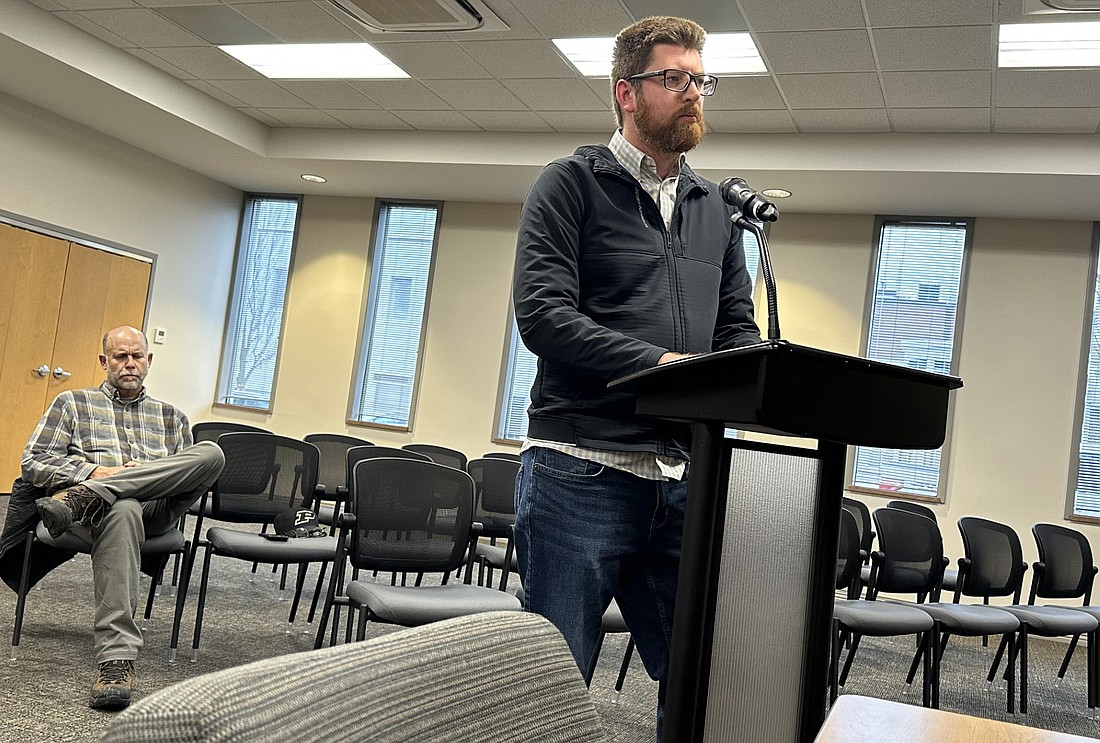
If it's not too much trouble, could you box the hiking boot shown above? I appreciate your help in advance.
[35,484,108,538]
[89,659,134,711]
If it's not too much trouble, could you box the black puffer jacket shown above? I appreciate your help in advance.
[513,144,761,459]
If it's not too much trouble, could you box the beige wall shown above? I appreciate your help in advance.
[0,91,241,421]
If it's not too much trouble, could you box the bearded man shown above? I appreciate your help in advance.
[511,16,761,740]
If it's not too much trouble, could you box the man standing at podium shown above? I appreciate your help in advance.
[511,15,760,737]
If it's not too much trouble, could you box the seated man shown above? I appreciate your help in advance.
[21,325,224,711]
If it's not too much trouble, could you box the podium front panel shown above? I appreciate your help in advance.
[702,441,833,743]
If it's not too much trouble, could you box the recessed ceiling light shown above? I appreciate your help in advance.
[761,188,792,199]
[220,43,409,79]
[999,21,1100,67]
[301,174,327,183]
[552,33,767,77]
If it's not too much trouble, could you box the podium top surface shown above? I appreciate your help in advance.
[610,340,962,449]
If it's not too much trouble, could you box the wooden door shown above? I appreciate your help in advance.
[0,225,151,488]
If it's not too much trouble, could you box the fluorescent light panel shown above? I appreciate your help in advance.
[220,43,409,79]
[553,32,766,77]
[999,21,1100,67]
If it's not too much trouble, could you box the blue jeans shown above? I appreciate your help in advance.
[514,448,687,739]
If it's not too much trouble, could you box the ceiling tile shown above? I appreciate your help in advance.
[585,78,613,106]
[135,0,222,6]
[756,30,875,74]
[792,108,891,132]
[996,69,1100,108]
[537,111,615,132]
[76,8,207,45]
[394,110,481,131]
[864,0,993,27]
[882,71,991,108]
[347,80,451,110]
[54,11,135,46]
[873,26,992,71]
[459,39,578,79]
[777,72,885,109]
[326,109,414,129]
[503,78,609,111]
[707,75,785,110]
[185,78,249,107]
[258,108,346,127]
[515,0,633,37]
[890,108,991,132]
[27,0,71,9]
[737,0,866,31]
[705,110,797,134]
[443,0,543,41]
[277,81,379,109]
[372,41,490,80]
[994,107,1100,133]
[54,0,136,9]
[142,45,260,79]
[207,79,310,107]
[230,1,362,43]
[422,79,527,111]
[463,110,554,132]
[126,47,193,77]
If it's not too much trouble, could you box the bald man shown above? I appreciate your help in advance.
[22,326,224,711]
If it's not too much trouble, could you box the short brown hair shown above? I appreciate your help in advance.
[610,16,706,127]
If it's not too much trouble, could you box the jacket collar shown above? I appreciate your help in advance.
[574,143,709,195]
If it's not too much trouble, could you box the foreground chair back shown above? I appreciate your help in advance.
[101,612,606,743]
[402,443,468,470]
[885,499,958,592]
[468,456,521,590]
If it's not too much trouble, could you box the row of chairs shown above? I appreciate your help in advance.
[835,499,1100,717]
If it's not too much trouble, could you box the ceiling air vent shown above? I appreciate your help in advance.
[327,0,506,32]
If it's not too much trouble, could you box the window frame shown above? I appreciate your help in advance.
[1066,221,1100,524]
[214,193,302,414]
[845,215,973,504]
[347,199,443,433]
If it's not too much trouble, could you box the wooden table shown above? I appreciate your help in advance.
[815,695,1098,743]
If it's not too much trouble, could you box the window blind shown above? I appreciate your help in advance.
[850,220,967,498]
[217,195,299,410]
[353,202,439,427]
[1072,271,1100,518]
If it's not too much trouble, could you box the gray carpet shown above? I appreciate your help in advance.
[0,497,1097,742]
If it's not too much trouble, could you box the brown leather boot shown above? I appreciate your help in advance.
[35,484,108,538]
[89,659,134,710]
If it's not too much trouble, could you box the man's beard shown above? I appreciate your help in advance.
[634,94,705,155]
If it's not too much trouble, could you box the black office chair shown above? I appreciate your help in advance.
[467,457,520,590]
[1030,522,1100,711]
[313,458,520,647]
[841,497,874,599]
[402,443,468,470]
[957,516,1098,714]
[482,451,521,462]
[189,433,339,661]
[302,433,374,528]
[885,499,958,593]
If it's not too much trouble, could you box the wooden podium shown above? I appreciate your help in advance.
[610,340,962,743]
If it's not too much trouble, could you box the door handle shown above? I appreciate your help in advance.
[33,364,49,377]
[52,367,72,379]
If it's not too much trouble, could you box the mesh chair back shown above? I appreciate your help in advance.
[886,500,937,522]
[192,421,272,443]
[303,434,374,500]
[957,517,1026,599]
[836,509,862,591]
[402,443,468,470]
[344,446,431,510]
[211,433,319,524]
[483,452,521,462]
[872,508,945,595]
[349,458,474,575]
[467,457,519,536]
[1032,523,1095,600]
[841,497,873,558]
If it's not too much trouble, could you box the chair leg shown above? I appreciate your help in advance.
[10,532,35,660]
[306,562,329,624]
[355,605,369,642]
[838,633,863,686]
[1059,633,1081,682]
[1005,633,1018,714]
[1019,627,1029,715]
[830,619,841,703]
[988,633,1009,683]
[584,632,607,687]
[168,542,192,664]
[190,544,215,662]
[286,563,309,630]
[612,636,634,702]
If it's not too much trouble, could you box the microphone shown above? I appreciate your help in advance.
[719,176,782,341]
[719,177,779,222]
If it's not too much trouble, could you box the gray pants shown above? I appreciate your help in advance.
[70,442,225,663]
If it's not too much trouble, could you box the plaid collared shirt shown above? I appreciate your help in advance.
[522,132,689,483]
[21,381,192,491]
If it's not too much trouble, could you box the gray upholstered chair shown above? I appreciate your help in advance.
[99,611,606,743]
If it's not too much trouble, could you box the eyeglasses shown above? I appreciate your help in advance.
[626,68,718,96]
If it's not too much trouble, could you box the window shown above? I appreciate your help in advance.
[216,195,301,410]
[352,201,441,429]
[849,218,970,500]
[1071,238,1100,520]
[495,228,761,443]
